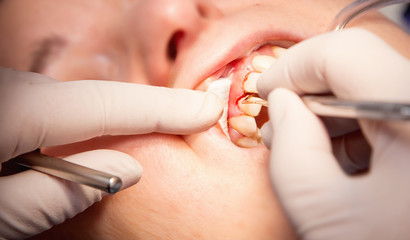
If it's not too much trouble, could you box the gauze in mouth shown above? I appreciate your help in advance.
[206,77,232,139]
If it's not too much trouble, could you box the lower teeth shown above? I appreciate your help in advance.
[235,137,260,148]
[228,115,258,138]
[238,95,263,117]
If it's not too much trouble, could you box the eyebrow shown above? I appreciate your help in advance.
[30,35,66,73]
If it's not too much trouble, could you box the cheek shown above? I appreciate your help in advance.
[99,135,291,239]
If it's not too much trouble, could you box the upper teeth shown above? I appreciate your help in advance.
[243,72,260,94]
[230,45,287,148]
[272,46,286,58]
[251,55,276,72]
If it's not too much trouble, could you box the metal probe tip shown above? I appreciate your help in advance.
[9,150,123,193]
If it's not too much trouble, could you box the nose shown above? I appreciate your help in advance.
[127,0,222,86]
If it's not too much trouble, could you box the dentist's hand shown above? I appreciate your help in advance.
[0,67,223,240]
[257,29,410,239]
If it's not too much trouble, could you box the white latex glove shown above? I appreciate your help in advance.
[0,67,223,240]
[257,28,410,239]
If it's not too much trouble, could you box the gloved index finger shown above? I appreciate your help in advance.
[257,28,410,101]
[0,69,223,160]
[256,31,333,99]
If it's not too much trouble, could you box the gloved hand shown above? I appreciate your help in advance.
[0,67,223,240]
[257,28,410,239]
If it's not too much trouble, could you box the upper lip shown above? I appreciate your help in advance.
[191,28,303,89]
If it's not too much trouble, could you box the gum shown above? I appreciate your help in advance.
[223,45,276,145]
[200,44,279,146]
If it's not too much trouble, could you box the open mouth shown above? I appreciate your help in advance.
[197,42,291,148]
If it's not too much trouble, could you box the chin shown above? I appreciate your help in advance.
[35,132,296,240]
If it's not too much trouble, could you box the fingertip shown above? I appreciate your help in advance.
[268,88,332,154]
[267,88,347,198]
[268,88,302,128]
[203,91,224,121]
[142,88,225,135]
[0,149,143,238]
[182,91,224,133]
[104,150,143,190]
[331,131,371,175]
[99,150,143,190]
[257,66,278,100]
[64,149,143,191]
[261,121,273,149]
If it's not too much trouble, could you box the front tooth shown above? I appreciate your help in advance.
[243,72,260,93]
[254,128,262,139]
[238,96,263,116]
[235,137,260,148]
[228,115,258,137]
[272,46,286,58]
[252,55,276,72]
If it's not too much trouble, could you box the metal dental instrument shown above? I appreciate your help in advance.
[248,0,410,121]
[323,0,410,120]
[244,96,410,120]
[7,150,122,193]
[329,0,410,31]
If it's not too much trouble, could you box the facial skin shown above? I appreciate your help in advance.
[1,0,409,239]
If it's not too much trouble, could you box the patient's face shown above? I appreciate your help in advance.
[1,0,408,239]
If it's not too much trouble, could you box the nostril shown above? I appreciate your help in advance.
[167,30,184,61]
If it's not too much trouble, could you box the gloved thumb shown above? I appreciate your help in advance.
[266,88,349,236]
[0,149,142,239]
